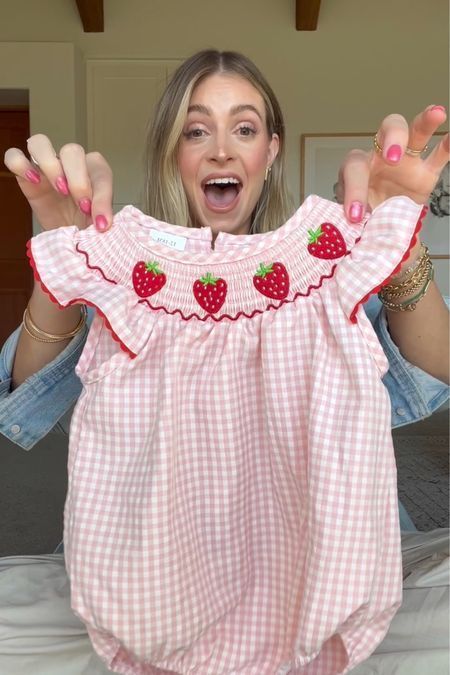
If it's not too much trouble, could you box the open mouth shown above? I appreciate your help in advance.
[202,176,242,210]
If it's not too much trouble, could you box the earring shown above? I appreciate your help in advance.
[264,165,272,181]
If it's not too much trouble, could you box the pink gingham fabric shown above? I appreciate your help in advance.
[28,195,425,675]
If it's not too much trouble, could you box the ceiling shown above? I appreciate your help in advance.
[75,0,322,33]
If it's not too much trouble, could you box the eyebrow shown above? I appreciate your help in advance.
[187,103,263,121]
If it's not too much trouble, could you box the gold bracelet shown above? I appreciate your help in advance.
[385,244,428,284]
[22,321,67,343]
[385,250,429,290]
[381,247,431,295]
[378,264,434,312]
[388,243,427,284]
[380,259,433,299]
[381,260,432,298]
[23,305,87,343]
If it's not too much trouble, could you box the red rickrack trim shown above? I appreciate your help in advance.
[349,205,427,324]
[26,240,137,359]
[75,244,118,284]
[138,265,339,322]
[74,240,344,322]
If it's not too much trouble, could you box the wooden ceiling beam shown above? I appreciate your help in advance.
[296,0,321,30]
[75,0,104,33]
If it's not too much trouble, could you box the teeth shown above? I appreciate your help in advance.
[205,177,240,185]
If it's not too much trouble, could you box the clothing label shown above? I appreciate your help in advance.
[150,229,187,251]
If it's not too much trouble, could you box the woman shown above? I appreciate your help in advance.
[0,50,449,674]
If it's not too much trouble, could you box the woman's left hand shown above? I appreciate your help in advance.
[337,105,449,222]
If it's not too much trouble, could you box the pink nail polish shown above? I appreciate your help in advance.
[55,176,69,195]
[25,169,41,184]
[386,144,402,163]
[349,201,363,223]
[79,198,92,215]
[95,215,108,232]
[431,105,446,113]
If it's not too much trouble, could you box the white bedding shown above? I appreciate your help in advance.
[0,530,448,675]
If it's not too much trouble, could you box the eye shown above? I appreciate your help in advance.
[183,127,207,139]
[237,125,256,137]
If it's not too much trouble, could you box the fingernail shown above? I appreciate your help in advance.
[386,144,402,163]
[430,105,446,113]
[349,201,363,223]
[55,176,69,195]
[95,215,108,232]
[25,169,41,184]
[79,198,92,215]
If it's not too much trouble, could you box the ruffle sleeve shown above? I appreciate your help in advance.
[335,196,427,323]
[27,224,155,359]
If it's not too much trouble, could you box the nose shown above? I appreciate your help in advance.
[209,130,234,163]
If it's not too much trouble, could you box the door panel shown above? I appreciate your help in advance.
[0,109,32,348]
[87,60,181,209]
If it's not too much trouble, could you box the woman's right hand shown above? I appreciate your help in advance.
[4,134,114,232]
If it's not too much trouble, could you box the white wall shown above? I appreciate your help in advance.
[0,42,82,234]
[0,0,448,201]
[0,1,448,291]
[0,42,78,144]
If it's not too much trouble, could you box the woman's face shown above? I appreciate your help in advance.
[177,73,279,236]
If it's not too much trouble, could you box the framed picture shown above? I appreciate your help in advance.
[300,133,449,263]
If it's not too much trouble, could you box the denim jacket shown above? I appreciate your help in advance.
[1,297,448,451]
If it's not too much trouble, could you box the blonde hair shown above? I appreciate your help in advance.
[144,50,293,233]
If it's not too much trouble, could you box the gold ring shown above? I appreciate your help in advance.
[374,134,429,158]
[373,134,383,154]
[405,144,429,157]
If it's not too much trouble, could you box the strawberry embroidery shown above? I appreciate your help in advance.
[193,272,227,313]
[253,262,289,300]
[307,223,347,259]
[132,260,166,297]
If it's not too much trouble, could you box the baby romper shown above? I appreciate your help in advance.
[28,195,426,675]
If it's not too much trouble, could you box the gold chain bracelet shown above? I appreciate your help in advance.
[388,243,427,284]
[380,259,433,299]
[381,244,431,299]
[378,263,434,312]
